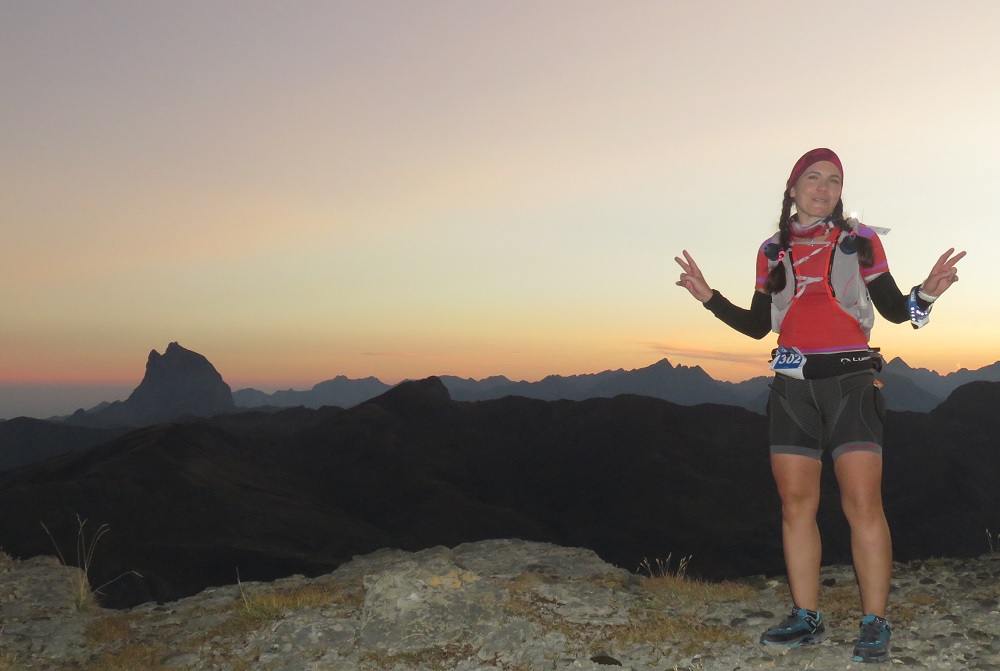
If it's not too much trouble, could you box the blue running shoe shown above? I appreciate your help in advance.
[852,614,891,663]
[759,607,825,646]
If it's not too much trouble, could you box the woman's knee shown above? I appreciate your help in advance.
[834,451,885,522]
[772,458,821,520]
[781,495,820,524]
[776,480,821,519]
[840,489,885,525]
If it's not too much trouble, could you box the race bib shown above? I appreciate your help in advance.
[771,346,807,379]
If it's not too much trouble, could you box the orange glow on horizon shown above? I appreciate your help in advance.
[6,343,997,391]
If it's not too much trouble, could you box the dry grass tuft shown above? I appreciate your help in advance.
[85,613,133,646]
[637,553,755,604]
[601,608,751,656]
[80,614,181,670]
[217,578,364,638]
[73,580,366,670]
[640,573,757,605]
[41,514,138,612]
[618,565,757,655]
[83,642,172,671]
[502,558,756,658]
[41,515,106,611]
[638,554,691,580]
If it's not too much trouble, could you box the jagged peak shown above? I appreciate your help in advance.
[146,342,213,366]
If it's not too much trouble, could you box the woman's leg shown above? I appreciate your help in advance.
[771,453,823,610]
[834,450,892,616]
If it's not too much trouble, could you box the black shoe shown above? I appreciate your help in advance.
[852,614,891,663]
[759,606,826,646]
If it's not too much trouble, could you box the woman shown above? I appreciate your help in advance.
[675,148,964,664]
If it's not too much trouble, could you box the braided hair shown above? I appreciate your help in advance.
[762,193,874,294]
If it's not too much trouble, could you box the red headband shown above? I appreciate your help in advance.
[787,148,843,190]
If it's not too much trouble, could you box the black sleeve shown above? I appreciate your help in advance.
[868,272,930,324]
[703,289,772,339]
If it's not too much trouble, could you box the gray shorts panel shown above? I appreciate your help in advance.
[767,371,884,460]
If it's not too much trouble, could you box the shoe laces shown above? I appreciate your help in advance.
[781,607,820,631]
[858,615,890,644]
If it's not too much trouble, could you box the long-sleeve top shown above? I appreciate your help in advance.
[702,272,920,340]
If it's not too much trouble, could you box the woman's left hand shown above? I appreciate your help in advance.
[921,248,966,298]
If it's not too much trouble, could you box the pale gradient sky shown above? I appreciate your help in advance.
[3,1,998,418]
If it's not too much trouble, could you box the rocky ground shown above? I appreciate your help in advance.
[2,539,998,670]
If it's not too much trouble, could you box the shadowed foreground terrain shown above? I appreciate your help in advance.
[1,377,998,610]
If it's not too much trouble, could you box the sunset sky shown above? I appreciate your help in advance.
[3,1,998,419]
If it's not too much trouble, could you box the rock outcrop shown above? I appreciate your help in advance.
[2,540,999,670]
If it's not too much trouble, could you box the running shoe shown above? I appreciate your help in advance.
[759,606,825,646]
[852,614,891,663]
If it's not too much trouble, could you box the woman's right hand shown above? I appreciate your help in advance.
[674,250,714,303]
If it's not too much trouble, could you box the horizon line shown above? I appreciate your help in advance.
[2,353,992,393]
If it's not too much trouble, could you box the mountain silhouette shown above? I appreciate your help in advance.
[64,342,234,429]
[1,377,996,610]
[233,359,772,412]
[232,357,1000,415]
[6,345,1000,473]
[232,375,391,409]
[879,357,1000,410]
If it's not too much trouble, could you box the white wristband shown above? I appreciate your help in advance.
[917,288,938,303]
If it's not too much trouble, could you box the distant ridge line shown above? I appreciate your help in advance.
[232,356,1000,415]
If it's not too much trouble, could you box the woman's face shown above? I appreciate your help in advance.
[790,160,842,224]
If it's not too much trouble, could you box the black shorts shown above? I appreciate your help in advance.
[767,370,885,461]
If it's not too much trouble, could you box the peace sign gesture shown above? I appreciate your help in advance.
[674,250,714,303]
[921,248,966,298]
